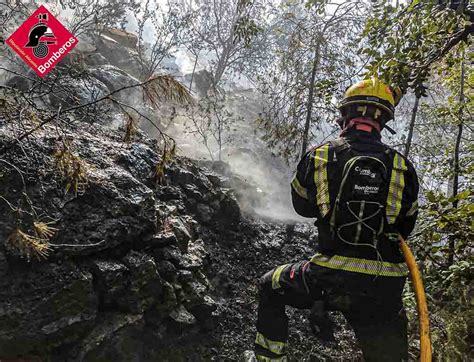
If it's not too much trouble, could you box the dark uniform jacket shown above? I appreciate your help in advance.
[291,129,419,267]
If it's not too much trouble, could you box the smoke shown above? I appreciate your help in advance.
[154,86,309,223]
[222,147,308,223]
[1,1,309,224]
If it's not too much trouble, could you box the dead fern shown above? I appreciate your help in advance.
[33,221,57,240]
[54,139,88,195]
[123,113,138,143]
[6,227,50,261]
[154,141,176,185]
[143,74,192,109]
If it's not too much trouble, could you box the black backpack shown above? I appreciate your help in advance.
[327,138,392,249]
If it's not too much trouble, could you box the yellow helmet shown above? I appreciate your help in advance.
[339,78,401,120]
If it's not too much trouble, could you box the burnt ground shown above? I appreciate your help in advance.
[203,215,362,361]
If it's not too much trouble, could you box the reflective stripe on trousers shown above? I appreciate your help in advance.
[255,332,287,359]
[271,264,288,289]
[256,354,288,362]
[311,253,409,277]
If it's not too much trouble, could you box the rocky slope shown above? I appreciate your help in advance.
[0,28,361,361]
[0,115,361,361]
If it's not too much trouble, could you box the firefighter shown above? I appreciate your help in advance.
[253,78,419,361]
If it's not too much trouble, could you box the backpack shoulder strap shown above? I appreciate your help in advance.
[329,137,350,161]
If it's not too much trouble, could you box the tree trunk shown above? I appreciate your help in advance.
[404,95,420,158]
[213,51,225,89]
[189,52,199,93]
[448,55,465,267]
[300,37,322,158]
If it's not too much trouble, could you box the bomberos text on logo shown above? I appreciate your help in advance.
[7,5,78,77]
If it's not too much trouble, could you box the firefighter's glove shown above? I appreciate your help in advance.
[309,300,335,342]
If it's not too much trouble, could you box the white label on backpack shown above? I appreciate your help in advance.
[355,166,376,178]
[354,184,379,194]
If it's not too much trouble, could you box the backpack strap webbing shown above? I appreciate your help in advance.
[329,138,350,161]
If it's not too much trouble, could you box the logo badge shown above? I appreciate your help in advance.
[7,5,78,78]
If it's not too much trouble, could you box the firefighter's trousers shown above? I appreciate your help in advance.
[255,260,408,361]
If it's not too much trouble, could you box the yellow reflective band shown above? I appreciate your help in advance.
[271,264,288,290]
[256,354,288,362]
[407,200,418,216]
[386,153,407,224]
[310,253,409,277]
[291,176,308,199]
[314,144,330,216]
[255,332,287,356]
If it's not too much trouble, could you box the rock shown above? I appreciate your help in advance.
[197,160,233,177]
[183,184,205,202]
[136,232,178,251]
[204,171,229,188]
[183,69,213,97]
[48,76,110,109]
[169,305,196,327]
[156,281,178,314]
[188,295,217,322]
[156,260,177,282]
[74,39,97,53]
[169,167,196,186]
[196,203,212,223]
[0,263,97,356]
[89,260,129,310]
[181,277,207,306]
[89,64,141,101]
[0,27,348,361]
[103,28,138,49]
[217,191,242,227]
[114,143,159,183]
[75,313,144,362]
[187,239,208,270]
[51,162,157,254]
[0,250,7,275]
[169,216,193,252]
[5,75,33,92]
[122,251,163,313]
[153,245,183,265]
[155,185,183,202]
[153,243,206,272]
[96,36,142,78]
[85,52,109,67]
[169,163,214,193]
[241,350,257,362]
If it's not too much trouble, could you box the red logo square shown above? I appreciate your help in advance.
[6,5,78,78]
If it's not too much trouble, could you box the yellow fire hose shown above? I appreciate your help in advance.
[399,237,432,362]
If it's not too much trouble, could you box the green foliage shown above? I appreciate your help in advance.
[415,190,473,263]
[408,188,473,359]
[361,0,472,96]
[233,12,262,46]
[257,1,365,161]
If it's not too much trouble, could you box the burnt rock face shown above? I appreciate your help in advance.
[0,118,358,360]
[0,117,244,359]
[0,28,359,361]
